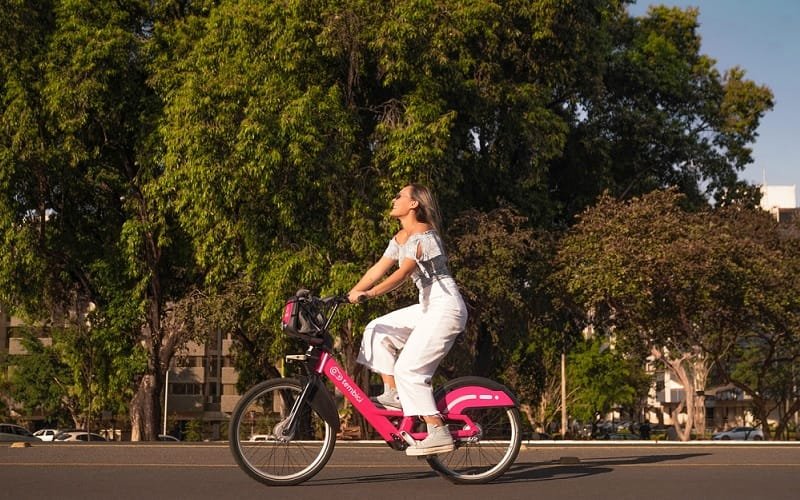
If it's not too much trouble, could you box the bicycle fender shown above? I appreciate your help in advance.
[307,377,341,432]
[434,376,518,414]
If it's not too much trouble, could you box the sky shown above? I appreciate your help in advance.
[628,0,799,202]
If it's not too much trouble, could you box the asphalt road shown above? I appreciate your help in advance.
[3,440,799,500]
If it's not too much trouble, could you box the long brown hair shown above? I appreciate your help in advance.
[408,183,443,234]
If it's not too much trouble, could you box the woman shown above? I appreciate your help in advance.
[348,183,467,456]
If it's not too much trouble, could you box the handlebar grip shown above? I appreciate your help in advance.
[321,294,353,305]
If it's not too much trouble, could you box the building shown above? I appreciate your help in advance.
[1,304,239,439]
[760,183,799,223]
[163,333,239,440]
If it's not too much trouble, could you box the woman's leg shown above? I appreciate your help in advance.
[381,373,396,390]
[393,303,465,416]
[356,304,421,376]
[356,304,421,407]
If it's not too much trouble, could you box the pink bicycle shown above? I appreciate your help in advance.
[229,291,522,485]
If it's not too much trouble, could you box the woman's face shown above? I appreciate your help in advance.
[390,185,417,218]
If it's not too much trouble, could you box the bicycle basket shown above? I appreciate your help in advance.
[281,291,324,338]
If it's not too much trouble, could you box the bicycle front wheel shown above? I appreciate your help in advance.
[229,378,336,486]
[427,378,522,484]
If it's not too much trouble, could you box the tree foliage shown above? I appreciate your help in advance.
[557,190,800,439]
[567,338,650,428]
[0,0,781,438]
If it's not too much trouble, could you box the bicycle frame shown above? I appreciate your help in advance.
[306,348,517,448]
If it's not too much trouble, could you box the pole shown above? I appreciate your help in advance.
[162,365,170,436]
[561,351,567,439]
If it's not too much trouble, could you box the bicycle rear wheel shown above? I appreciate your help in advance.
[229,378,336,486]
[427,378,522,484]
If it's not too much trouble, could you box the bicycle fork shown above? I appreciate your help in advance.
[273,379,317,442]
[273,353,342,442]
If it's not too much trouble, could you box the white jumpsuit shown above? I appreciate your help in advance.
[357,230,468,416]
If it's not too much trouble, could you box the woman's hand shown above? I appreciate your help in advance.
[348,290,370,303]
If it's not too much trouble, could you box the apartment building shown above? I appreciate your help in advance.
[163,332,239,439]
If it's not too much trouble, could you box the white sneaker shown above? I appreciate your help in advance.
[405,425,454,456]
[371,389,402,410]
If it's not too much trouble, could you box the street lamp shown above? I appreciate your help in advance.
[162,358,174,436]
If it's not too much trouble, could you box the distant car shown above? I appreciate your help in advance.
[54,431,108,442]
[529,431,552,440]
[599,432,640,441]
[712,426,764,441]
[0,423,39,442]
[33,428,60,442]
[157,434,180,442]
[248,434,273,441]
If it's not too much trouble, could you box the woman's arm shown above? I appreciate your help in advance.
[349,234,425,302]
[363,257,417,298]
[348,256,396,302]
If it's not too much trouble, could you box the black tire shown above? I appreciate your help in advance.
[229,378,336,486]
[426,377,522,484]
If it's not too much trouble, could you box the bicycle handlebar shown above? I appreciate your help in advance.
[319,294,353,306]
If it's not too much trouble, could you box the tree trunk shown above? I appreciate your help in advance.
[773,399,800,440]
[130,374,161,441]
[519,403,539,434]
[693,393,706,437]
[652,347,696,441]
[692,356,710,437]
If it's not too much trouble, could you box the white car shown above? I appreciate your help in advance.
[711,426,765,441]
[248,434,273,441]
[33,429,60,442]
[54,431,108,442]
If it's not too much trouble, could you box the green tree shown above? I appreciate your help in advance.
[153,0,625,425]
[0,1,57,312]
[0,0,201,439]
[7,331,73,427]
[703,207,800,439]
[447,207,560,430]
[552,5,773,217]
[567,338,649,435]
[9,321,145,430]
[557,190,800,440]
[0,0,781,441]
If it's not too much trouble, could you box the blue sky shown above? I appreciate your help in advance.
[628,1,798,196]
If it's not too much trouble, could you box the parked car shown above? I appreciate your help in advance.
[54,431,108,442]
[248,434,273,442]
[599,432,641,441]
[0,423,39,442]
[711,426,764,441]
[33,428,60,442]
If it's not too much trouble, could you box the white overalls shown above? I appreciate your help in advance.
[357,230,468,416]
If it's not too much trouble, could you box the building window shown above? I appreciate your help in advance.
[670,389,685,402]
[171,383,202,395]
